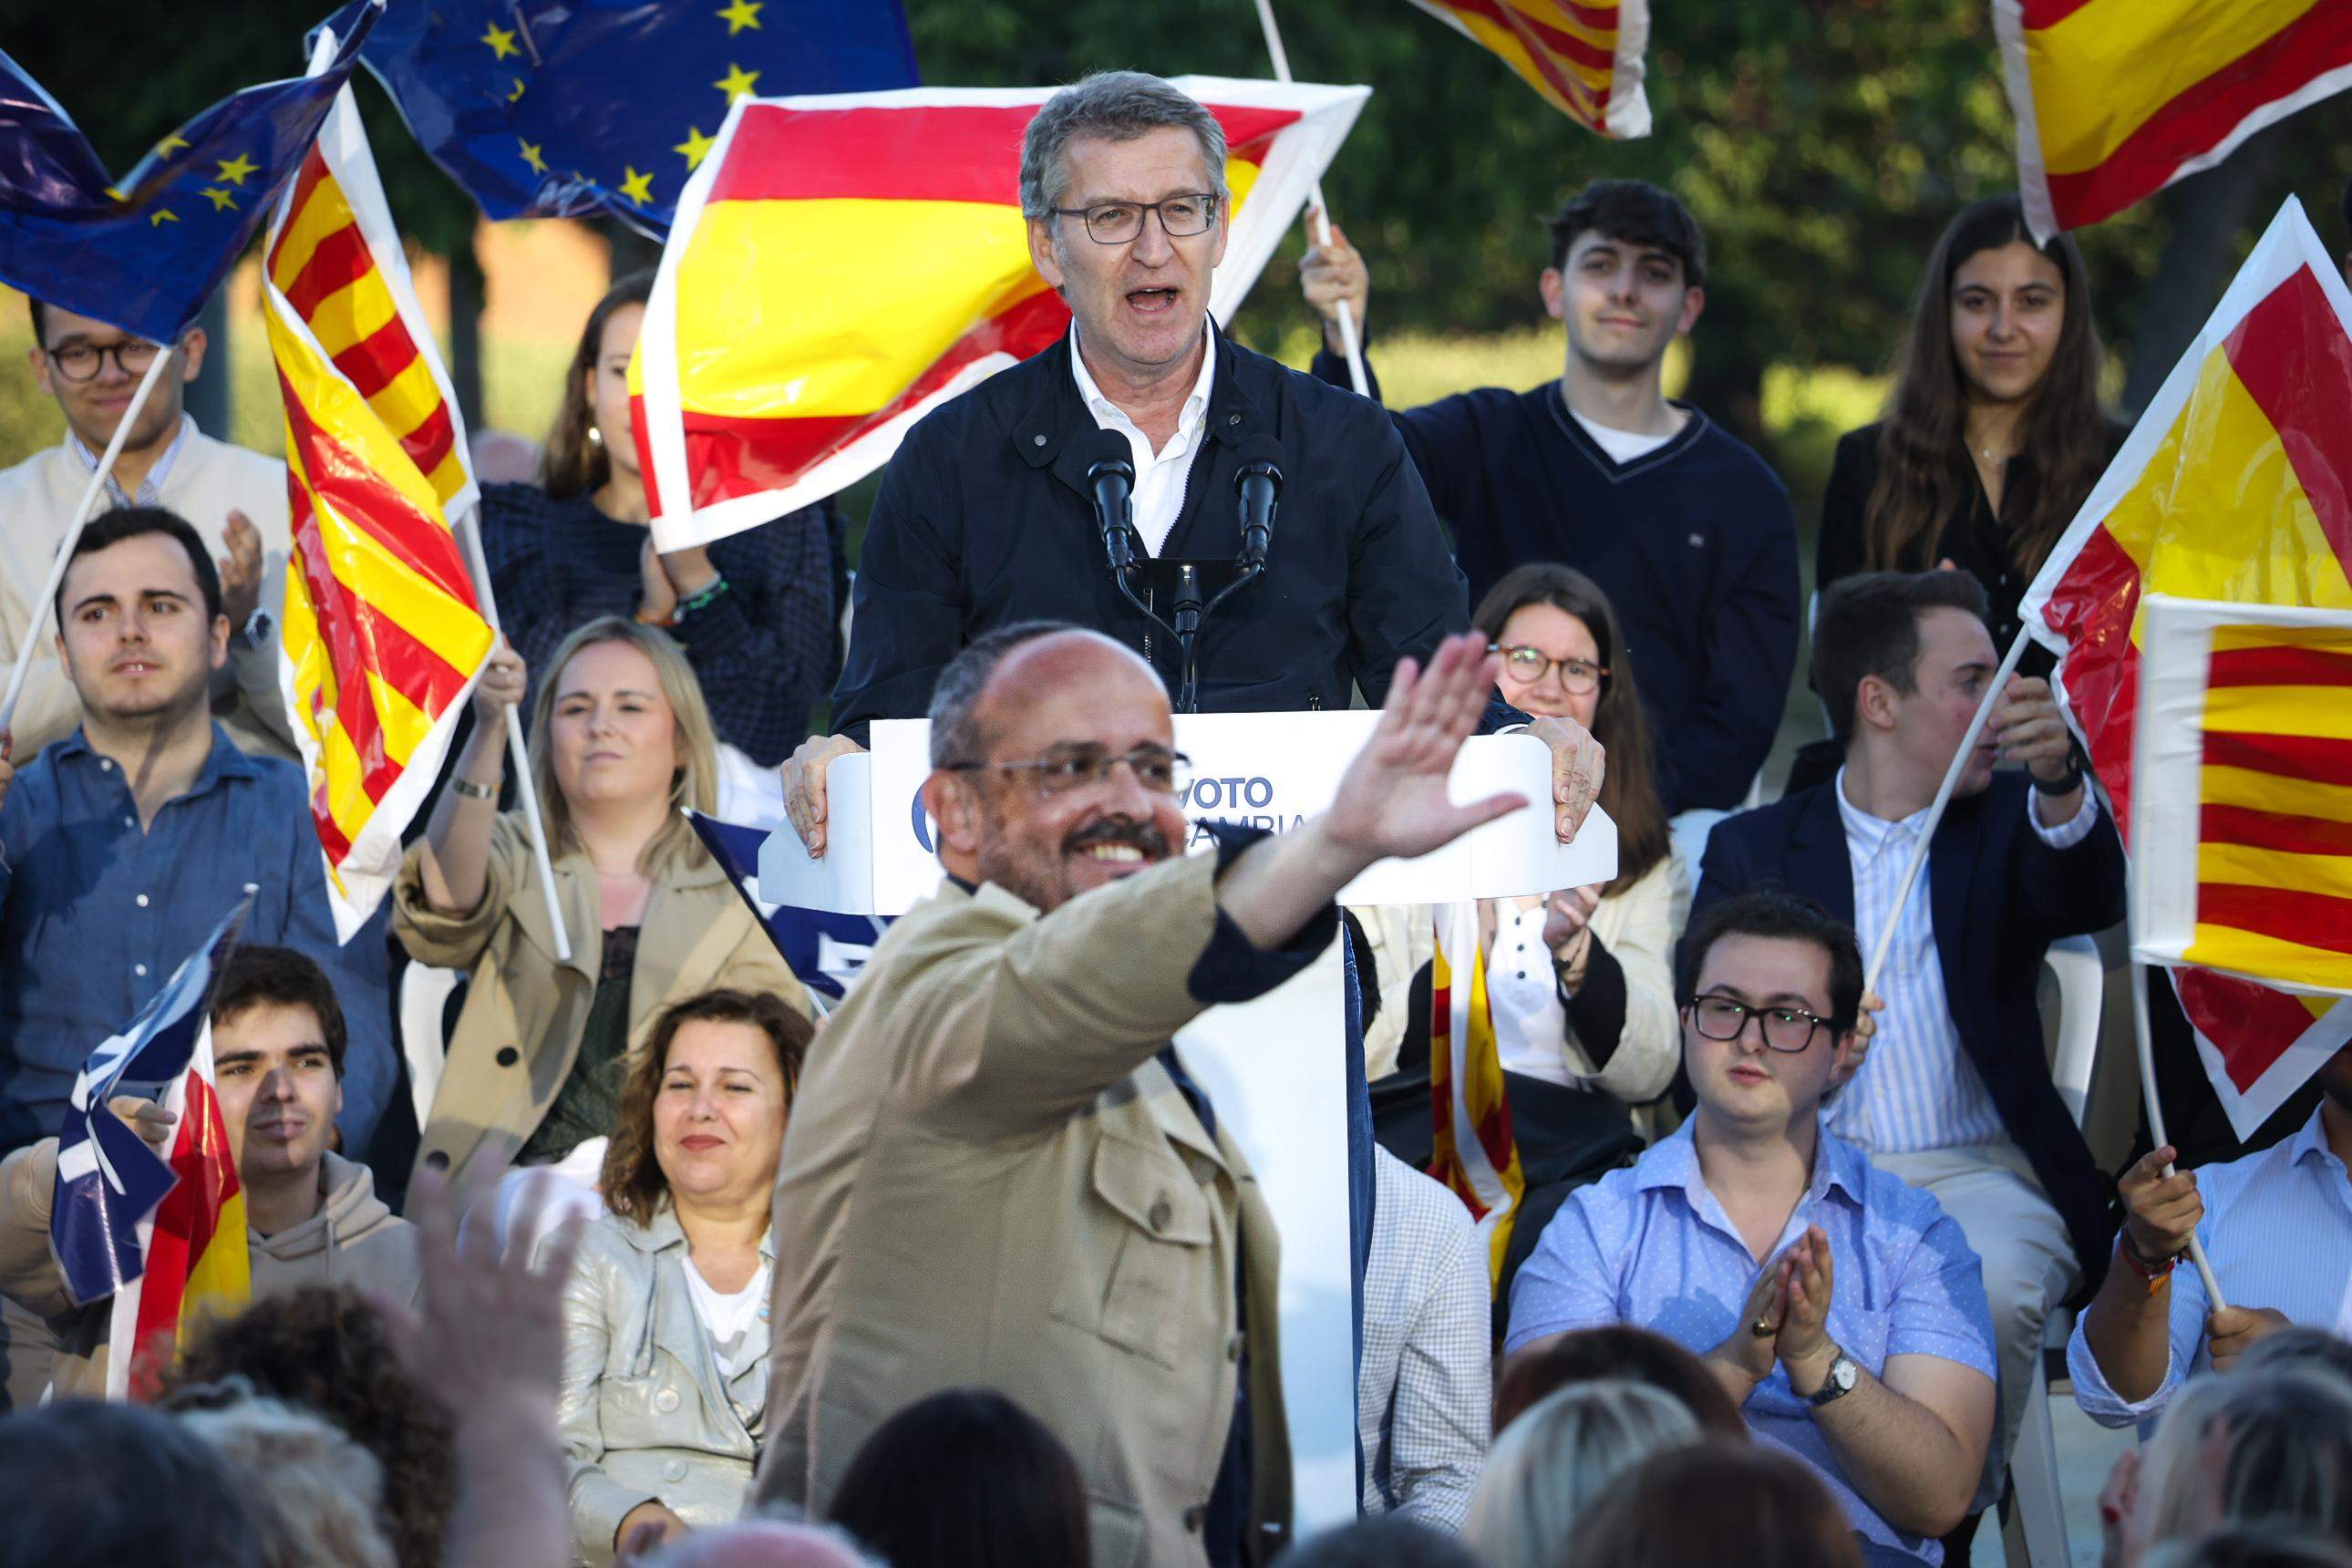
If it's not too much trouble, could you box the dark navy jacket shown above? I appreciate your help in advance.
[830,328,1483,741]
[1691,774,2123,1296]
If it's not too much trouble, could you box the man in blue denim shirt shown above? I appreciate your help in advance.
[1505,890,1995,1565]
[0,508,389,1157]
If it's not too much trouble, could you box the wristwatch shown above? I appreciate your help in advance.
[1808,1348,1860,1408]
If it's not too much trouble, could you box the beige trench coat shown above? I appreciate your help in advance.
[758,849,1297,1568]
[395,815,807,1187]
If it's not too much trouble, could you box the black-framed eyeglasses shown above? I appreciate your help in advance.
[1491,644,1609,695]
[1048,192,1221,245]
[1682,995,1832,1053]
[45,337,163,384]
[945,743,1192,798]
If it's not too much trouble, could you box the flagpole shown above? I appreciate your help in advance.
[458,508,573,965]
[1251,0,1370,397]
[2130,958,2228,1309]
[0,348,175,735]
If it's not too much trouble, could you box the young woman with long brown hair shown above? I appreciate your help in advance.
[1819,195,2125,672]
[475,272,844,770]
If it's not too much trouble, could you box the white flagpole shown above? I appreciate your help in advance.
[458,508,573,965]
[0,347,175,734]
[2130,958,2228,1308]
[1251,0,1371,397]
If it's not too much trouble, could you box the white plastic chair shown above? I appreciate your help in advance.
[2000,933,2103,1566]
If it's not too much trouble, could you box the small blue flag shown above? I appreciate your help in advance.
[687,810,886,1003]
[0,0,382,345]
[51,893,253,1308]
[359,0,919,234]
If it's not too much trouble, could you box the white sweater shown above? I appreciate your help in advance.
[0,427,294,759]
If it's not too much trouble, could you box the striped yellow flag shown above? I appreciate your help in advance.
[1406,0,1651,137]
[1429,903,1525,1289]
[2022,199,2352,1136]
[1996,0,2352,237]
[263,77,493,940]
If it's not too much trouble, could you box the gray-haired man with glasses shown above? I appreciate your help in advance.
[1506,888,1996,1567]
[783,68,1603,864]
[0,297,293,760]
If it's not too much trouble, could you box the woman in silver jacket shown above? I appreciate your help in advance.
[552,987,810,1564]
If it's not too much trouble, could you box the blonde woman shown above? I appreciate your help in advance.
[1464,1380,1701,1568]
[397,616,809,1187]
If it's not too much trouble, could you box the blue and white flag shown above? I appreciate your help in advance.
[51,893,253,1307]
[687,810,886,1003]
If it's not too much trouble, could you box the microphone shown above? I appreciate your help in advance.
[1079,428,1138,578]
[1233,436,1283,572]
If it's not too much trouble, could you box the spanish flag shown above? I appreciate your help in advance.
[1996,0,2352,238]
[262,65,495,941]
[1429,903,1524,1289]
[1405,0,1651,138]
[2021,198,2352,1136]
[634,78,1367,551]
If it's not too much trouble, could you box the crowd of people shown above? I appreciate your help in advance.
[0,65,2346,1568]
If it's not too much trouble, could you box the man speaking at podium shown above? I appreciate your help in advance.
[759,625,1575,1565]
[781,69,1599,854]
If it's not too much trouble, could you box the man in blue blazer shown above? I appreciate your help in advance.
[1692,570,2121,1549]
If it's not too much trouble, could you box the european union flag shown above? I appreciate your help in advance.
[361,0,918,235]
[687,810,888,1003]
[0,0,381,345]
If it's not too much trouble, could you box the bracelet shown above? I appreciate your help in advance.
[634,605,674,629]
[673,575,729,620]
[2032,766,2084,797]
[2115,1233,2181,1295]
[452,777,499,802]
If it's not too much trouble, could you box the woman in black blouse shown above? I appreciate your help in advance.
[479,272,843,769]
[1819,195,2124,670]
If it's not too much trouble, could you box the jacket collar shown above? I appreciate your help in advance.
[615,1202,777,1265]
[1017,318,1264,496]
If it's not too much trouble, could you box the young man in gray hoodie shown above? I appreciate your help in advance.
[0,944,419,1407]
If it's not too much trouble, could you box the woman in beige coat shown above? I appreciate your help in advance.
[553,988,810,1565]
[397,617,808,1188]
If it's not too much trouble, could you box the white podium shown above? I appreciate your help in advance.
[760,712,1615,1530]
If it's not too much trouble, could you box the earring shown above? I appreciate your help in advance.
[587,426,603,448]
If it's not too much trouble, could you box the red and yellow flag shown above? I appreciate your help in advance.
[2021,198,2352,1134]
[263,83,495,940]
[2133,597,2352,1001]
[1996,0,2352,238]
[111,1025,248,1401]
[1429,903,1524,1289]
[634,78,1368,551]
[1405,0,1651,137]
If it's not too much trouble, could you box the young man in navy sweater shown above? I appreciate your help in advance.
[1303,180,1800,864]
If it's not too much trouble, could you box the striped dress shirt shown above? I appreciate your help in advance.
[1359,1147,1490,1531]
[1831,768,2097,1155]
[2068,1105,2352,1427]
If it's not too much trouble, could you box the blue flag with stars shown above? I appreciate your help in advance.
[360,0,918,235]
[0,0,382,345]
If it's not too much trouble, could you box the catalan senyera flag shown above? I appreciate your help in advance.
[2133,596,2352,1007]
[61,896,254,1401]
[634,78,1368,551]
[263,58,495,941]
[2021,198,2352,1136]
[1429,903,1523,1290]
[1996,0,2352,240]
[1405,0,1651,137]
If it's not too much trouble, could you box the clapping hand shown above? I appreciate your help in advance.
[1323,634,1527,864]
[1776,1225,1838,1392]
[1713,1253,1790,1391]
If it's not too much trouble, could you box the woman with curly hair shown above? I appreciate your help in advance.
[552,987,811,1564]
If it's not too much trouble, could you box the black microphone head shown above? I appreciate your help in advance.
[1232,434,1284,488]
[1078,428,1134,483]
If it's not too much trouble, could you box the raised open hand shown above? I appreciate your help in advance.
[1323,634,1528,863]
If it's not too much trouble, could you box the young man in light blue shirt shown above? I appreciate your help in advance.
[2069,1045,2352,1427]
[1507,889,1996,1565]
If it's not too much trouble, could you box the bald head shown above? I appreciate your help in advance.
[645,1522,879,1568]
[979,630,1164,738]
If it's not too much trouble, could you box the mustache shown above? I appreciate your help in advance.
[1062,816,1172,858]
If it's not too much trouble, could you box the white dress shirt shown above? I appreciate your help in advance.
[2068,1105,2352,1427]
[1831,767,2099,1154]
[1069,325,1215,558]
